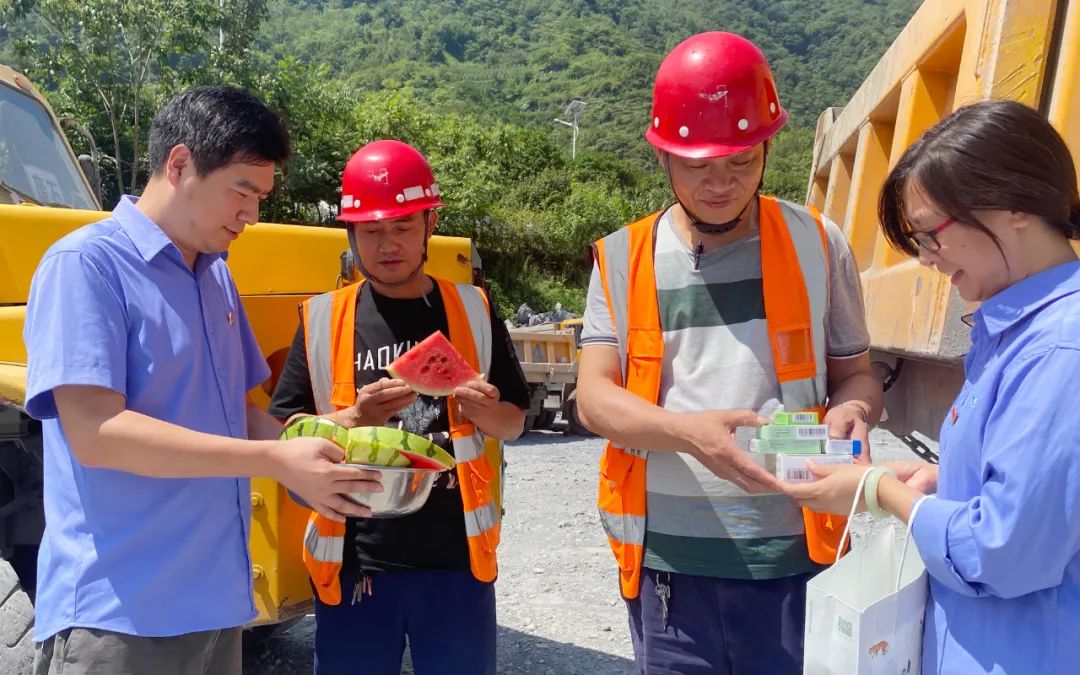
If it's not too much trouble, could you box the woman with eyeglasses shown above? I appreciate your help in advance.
[784,99,1080,674]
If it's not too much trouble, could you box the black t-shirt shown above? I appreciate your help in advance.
[269,280,530,573]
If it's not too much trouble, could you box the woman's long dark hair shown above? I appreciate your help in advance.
[879,99,1080,257]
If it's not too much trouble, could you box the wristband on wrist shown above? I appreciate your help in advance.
[864,466,898,518]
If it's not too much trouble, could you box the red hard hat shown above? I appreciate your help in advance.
[646,32,788,159]
[339,139,445,222]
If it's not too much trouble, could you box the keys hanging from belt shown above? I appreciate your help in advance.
[655,572,671,631]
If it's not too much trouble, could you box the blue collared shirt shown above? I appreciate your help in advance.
[24,196,270,640]
[911,260,1080,674]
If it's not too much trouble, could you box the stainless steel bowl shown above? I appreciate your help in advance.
[342,463,445,518]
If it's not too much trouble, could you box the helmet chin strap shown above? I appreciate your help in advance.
[347,211,434,306]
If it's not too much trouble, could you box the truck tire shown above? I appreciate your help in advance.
[242,616,306,653]
[522,414,537,434]
[562,391,593,437]
[534,410,557,430]
[0,558,34,675]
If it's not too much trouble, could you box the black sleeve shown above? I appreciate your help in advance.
[486,302,532,410]
[268,321,318,420]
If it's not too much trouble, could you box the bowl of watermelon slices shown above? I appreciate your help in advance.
[341,425,456,518]
[281,416,456,518]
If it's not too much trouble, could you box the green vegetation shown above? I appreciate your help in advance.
[1,0,918,315]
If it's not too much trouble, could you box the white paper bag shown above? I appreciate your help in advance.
[803,477,930,674]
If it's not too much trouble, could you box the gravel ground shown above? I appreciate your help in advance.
[243,424,929,674]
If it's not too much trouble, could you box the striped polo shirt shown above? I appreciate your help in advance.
[581,203,869,579]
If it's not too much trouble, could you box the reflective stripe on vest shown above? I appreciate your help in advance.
[592,195,845,600]
[301,279,502,605]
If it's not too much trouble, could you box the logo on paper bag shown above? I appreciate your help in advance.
[868,640,889,658]
[836,617,852,639]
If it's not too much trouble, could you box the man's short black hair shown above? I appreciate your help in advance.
[148,86,290,176]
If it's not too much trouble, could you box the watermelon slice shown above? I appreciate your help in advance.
[345,426,411,467]
[399,452,447,471]
[280,416,456,470]
[387,331,481,396]
[345,426,456,470]
[282,415,349,449]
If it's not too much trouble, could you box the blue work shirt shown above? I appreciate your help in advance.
[24,196,270,641]
[911,260,1080,674]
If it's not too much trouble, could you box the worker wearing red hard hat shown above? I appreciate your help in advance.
[269,140,530,675]
[577,32,881,672]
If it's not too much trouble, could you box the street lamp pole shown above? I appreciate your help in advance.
[553,99,587,160]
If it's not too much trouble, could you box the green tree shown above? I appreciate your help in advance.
[2,0,267,199]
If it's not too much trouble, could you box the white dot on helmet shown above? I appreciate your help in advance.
[395,194,405,203]
[770,102,777,114]
[679,126,689,138]
[654,117,660,128]
[738,119,749,131]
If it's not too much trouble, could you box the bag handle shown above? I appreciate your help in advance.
[895,495,933,592]
[833,468,873,565]
[832,469,933,593]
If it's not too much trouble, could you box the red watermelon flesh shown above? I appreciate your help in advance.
[399,451,447,471]
[387,331,481,396]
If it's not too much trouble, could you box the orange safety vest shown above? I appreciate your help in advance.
[299,277,503,605]
[592,195,847,599]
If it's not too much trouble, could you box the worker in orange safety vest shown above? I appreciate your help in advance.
[269,140,530,675]
[575,31,883,674]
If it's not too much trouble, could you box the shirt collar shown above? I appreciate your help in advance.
[114,195,227,267]
[977,260,1080,337]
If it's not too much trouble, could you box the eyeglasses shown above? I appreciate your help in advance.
[909,216,957,252]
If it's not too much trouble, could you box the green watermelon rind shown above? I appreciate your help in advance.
[280,417,455,470]
[281,415,349,450]
[386,331,481,397]
[345,426,411,467]
[346,426,456,470]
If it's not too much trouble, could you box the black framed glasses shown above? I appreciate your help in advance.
[909,216,957,252]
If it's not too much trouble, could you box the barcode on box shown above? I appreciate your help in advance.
[796,426,829,440]
[791,413,817,424]
[785,469,813,481]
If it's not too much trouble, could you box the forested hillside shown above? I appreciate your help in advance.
[259,0,917,164]
[1,0,919,313]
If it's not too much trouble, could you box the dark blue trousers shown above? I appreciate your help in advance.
[313,570,496,675]
[626,567,812,675]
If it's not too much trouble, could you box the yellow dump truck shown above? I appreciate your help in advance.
[507,318,589,434]
[806,0,1080,457]
[0,64,483,669]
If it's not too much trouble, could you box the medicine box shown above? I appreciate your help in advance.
[757,424,830,442]
[775,454,853,483]
[749,438,824,454]
[772,411,819,426]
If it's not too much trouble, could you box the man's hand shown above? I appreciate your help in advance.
[883,460,938,494]
[338,378,417,428]
[824,401,872,464]
[453,379,501,425]
[675,409,781,493]
[267,436,383,522]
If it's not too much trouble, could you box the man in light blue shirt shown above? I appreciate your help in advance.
[24,86,381,675]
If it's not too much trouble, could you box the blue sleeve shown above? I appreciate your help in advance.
[231,280,270,393]
[23,251,129,419]
[911,346,1080,598]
